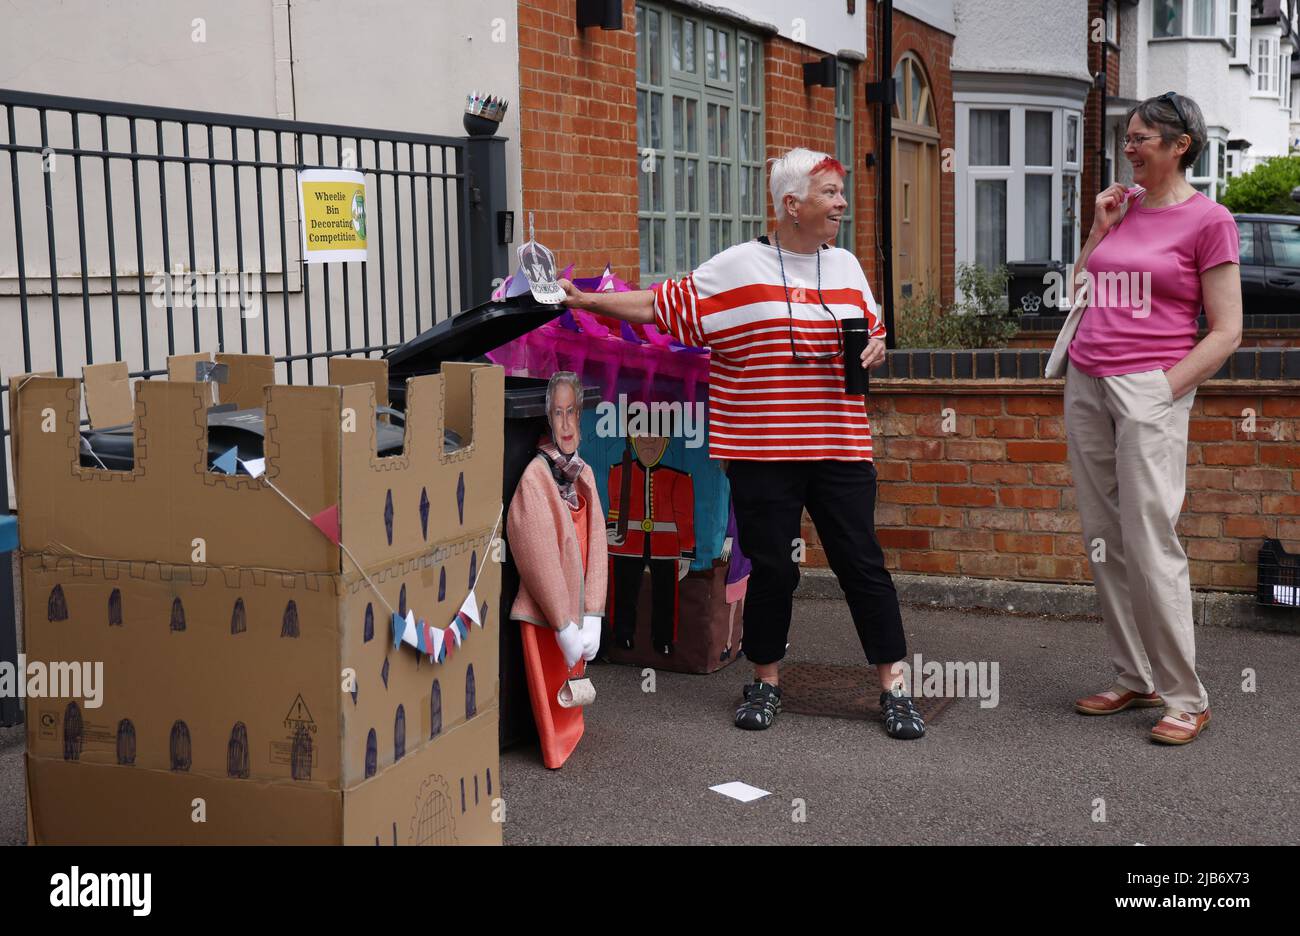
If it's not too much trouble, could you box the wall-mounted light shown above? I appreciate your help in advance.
[803,55,837,88]
[577,0,623,30]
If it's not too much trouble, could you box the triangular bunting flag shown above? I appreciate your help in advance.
[416,619,428,655]
[212,446,238,475]
[391,612,404,650]
[429,626,444,664]
[458,591,481,629]
[311,504,341,545]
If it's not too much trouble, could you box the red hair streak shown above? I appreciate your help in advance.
[811,156,846,177]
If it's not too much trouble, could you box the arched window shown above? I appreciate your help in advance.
[170,597,186,632]
[399,584,407,619]
[394,705,406,761]
[384,489,394,545]
[468,551,478,591]
[420,486,430,540]
[47,585,68,622]
[227,722,249,778]
[63,702,83,760]
[281,599,299,638]
[230,597,246,635]
[365,728,377,778]
[465,664,477,719]
[430,679,443,738]
[892,53,936,129]
[169,720,191,771]
[364,602,374,643]
[108,588,123,627]
[116,718,136,765]
[439,567,446,602]
[291,725,312,781]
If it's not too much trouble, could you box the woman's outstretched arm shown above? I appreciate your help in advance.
[557,278,656,324]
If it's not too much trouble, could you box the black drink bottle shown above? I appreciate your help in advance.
[843,318,871,395]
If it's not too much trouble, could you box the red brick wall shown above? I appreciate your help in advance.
[515,2,953,305]
[517,0,639,277]
[800,384,1300,591]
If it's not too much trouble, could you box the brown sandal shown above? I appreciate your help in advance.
[1150,708,1211,745]
[1075,686,1163,715]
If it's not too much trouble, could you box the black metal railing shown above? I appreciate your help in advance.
[1,87,489,490]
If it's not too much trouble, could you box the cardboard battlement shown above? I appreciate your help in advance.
[9,353,504,574]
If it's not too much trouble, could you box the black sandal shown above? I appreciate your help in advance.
[880,686,926,740]
[735,681,782,730]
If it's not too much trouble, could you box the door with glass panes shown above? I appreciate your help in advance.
[891,54,940,309]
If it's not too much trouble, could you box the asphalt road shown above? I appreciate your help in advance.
[2,599,1296,846]
[499,600,1300,845]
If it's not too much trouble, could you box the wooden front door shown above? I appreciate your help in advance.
[892,135,938,310]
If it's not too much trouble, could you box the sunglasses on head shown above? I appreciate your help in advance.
[1158,91,1189,134]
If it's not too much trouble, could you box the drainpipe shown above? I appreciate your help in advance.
[1099,2,1108,196]
[866,0,896,347]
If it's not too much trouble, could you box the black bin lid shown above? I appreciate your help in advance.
[385,292,562,378]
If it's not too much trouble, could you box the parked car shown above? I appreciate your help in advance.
[1234,213,1300,316]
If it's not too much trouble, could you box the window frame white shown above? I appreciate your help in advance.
[1281,48,1294,111]
[1228,0,1248,61]
[1186,137,1228,200]
[1152,0,1229,39]
[1256,35,1280,96]
[956,102,1083,272]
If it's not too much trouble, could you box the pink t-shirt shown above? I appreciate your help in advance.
[1068,190,1239,377]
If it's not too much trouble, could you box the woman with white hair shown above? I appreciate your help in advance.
[558,148,925,740]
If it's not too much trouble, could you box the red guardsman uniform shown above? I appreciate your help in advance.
[606,443,695,654]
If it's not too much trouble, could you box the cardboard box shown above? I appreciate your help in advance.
[10,353,503,572]
[27,705,502,844]
[13,354,505,844]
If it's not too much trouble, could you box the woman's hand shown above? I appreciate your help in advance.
[859,337,886,371]
[555,621,584,669]
[557,278,588,310]
[1091,183,1129,238]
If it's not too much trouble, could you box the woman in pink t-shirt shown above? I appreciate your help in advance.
[1061,92,1241,745]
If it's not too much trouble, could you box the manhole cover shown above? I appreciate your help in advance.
[778,662,957,723]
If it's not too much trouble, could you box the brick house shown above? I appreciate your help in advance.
[515,0,955,310]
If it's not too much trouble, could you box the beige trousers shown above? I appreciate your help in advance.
[1064,358,1208,714]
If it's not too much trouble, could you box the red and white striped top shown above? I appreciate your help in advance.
[652,239,885,462]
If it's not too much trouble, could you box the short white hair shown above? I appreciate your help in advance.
[768,147,844,220]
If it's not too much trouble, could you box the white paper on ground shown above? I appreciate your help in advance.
[709,781,770,803]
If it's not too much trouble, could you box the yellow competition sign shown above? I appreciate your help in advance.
[298,169,368,263]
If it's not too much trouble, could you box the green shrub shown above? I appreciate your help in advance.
[1220,155,1300,216]
[895,263,1018,349]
